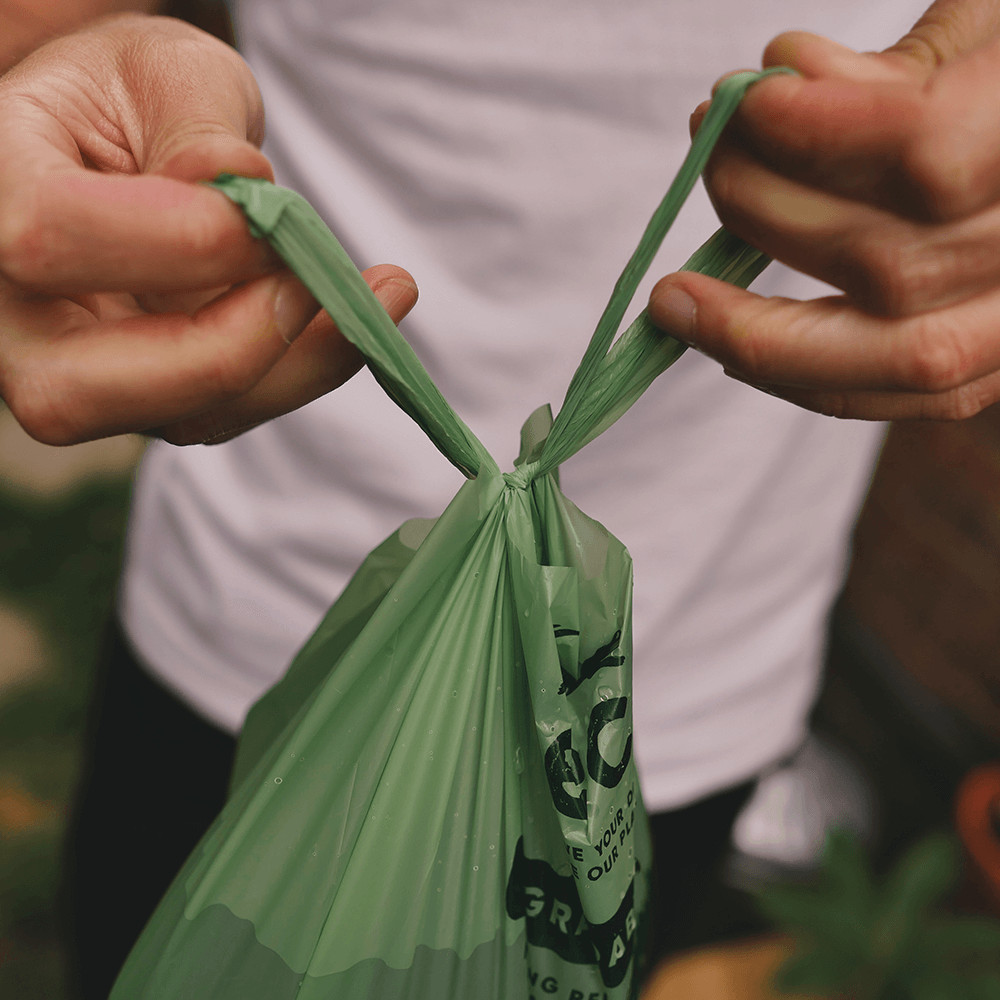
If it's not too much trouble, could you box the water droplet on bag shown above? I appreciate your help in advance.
[274,777,283,785]
[514,746,525,773]
[472,865,479,872]
[598,686,613,701]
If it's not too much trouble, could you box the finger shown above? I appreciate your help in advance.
[730,369,1000,421]
[0,17,276,294]
[648,270,1000,395]
[160,266,420,445]
[0,99,275,294]
[2,269,320,444]
[730,32,1000,222]
[703,137,1000,316]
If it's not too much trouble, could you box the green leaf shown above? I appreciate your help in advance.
[908,968,1000,1000]
[969,972,1000,999]
[881,833,961,916]
[820,828,877,917]
[921,916,1000,958]
[773,943,860,995]
[757,882,872,958]
[871,833,961,963]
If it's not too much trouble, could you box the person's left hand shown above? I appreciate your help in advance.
[649,5,1000,420]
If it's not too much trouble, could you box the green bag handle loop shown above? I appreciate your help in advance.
[522,67,792,482]
[210,67,791,483]
[209,174,499,480]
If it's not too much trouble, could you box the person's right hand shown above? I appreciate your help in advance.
[0,14,417,446]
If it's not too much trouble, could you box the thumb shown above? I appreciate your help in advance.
[159,265,420,445]
[149,131,274,187]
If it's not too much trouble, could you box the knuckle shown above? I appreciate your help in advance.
[891,30,951,73]
[195,345,261,400]
[0,202,56,289]
[898,316,974,393]
[849,235,932,316]
[899,128,973,222]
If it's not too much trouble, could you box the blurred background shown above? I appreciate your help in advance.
[0,406,143,997]
[2,4,1000,997]
[2,405,1000,999]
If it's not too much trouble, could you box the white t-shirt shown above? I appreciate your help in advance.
[120,0,918,812]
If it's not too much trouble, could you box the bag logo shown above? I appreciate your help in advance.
[554,628,625,696]
[506,838,640,988]
[543,700,633,820]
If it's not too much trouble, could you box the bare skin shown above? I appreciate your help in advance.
[649,0,1000,420]
[0,12,417,445]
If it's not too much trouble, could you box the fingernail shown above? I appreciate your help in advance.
[689,101,710,139]
[373,276,419,319]
[654,285,697,344]
[272,276,317,346]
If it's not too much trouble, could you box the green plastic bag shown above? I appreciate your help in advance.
[110,70,784,1000]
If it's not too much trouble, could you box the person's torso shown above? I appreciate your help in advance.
[121,0,917,809]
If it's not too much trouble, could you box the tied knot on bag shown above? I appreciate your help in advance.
[502,461,542,490]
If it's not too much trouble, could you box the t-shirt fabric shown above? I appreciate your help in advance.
[119,0,920,813]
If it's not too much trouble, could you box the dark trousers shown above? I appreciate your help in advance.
[63,622,754,999]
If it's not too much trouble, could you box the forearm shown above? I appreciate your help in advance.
[1,0,162,71]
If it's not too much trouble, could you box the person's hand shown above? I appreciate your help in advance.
[649,2,1000,420]
[0,15,417,446]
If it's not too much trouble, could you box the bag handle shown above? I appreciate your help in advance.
[209,173,499,480]
[211,68,790,483]
[520,68,792,482]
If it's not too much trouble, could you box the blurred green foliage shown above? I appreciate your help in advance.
[0,477,134,999]
[758,828,1000,1000]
